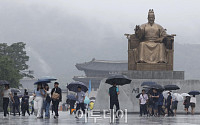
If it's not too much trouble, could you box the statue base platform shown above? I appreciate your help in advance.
[121,70,184,80]
[94,78,200,113]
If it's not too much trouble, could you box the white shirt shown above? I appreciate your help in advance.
[139,93,148,104]
[3,89,11,98]
[190,97,196,104]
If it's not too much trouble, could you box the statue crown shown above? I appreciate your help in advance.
[148,9,154,14]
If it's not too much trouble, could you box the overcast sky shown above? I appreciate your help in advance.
[0,0,200,83]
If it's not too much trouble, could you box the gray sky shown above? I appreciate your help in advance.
[0,0,200,83]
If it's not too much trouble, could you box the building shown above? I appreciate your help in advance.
[73,58,128,90]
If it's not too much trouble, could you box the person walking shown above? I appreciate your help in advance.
[13,92,20,116]
[157,92,165,116]
[151,89,159,116]
[172,97,178,116]
[139,89,148,116]
[33,84,46,118]
[44,84,51,119]
[183,96,190,114]
[190,95,196,115]
[51,82,62,119]
[1,84,14,118]
[166,92,174,116]
[109,83,120,118]
[75,86,86,118]
[22,92,30,116]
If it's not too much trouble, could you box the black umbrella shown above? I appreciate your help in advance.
[164,85,180,90]
[105,75,131,86]
[147,84,164,90]
[141,82,157,86]
[10,88,21,93]
[67,81,88,92]
[89,97,96,100]
[188,91,200,95]
[0,80,10,85]
[136,93,141,98]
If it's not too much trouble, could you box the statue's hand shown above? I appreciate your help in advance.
[154,37,164,43]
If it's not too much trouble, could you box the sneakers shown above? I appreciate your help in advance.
[54,116,58,119]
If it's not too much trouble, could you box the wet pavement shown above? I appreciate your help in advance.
[1,112,200,125]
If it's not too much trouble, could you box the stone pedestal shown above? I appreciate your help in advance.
[94,78,200,113]
[121,70,184,79]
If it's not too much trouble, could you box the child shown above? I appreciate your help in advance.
[13,93,20,116]
[21,92,30,116]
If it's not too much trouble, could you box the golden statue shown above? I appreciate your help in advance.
[125,9,175,70]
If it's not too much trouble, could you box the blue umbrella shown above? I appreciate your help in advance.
[0,80,10,85]
[188,91,200,95]
[34,79,51,85]
[141,82,157,86]
[67,81,88,92]
[67,94,77,101]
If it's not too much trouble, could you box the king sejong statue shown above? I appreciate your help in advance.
[135,9,168,64]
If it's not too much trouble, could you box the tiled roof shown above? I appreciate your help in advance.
[75,58,128,72]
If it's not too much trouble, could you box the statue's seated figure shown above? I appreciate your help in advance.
[125,9,175,70]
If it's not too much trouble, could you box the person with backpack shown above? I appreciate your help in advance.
[44,84,51,119]
[13,92,20,116]
[22,92,30,116]
[109,83,120,118]
[139,89,148,116]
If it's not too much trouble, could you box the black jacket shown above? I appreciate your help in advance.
[51,87,62,102]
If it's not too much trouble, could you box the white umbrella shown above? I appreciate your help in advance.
[163,91,170,99]
[173,93,184,101]
[181,93,190,97]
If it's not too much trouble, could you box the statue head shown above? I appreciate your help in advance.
[148,9,155,25]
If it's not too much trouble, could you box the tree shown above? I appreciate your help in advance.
[0,42,32,78]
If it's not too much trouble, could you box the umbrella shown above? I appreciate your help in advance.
[173,93,184,101]
[181,93,190,97]
[164,85,180,90]
[67,94,77,101]
[163,91,170,99]
[0,80,10,85]
[89,97,96,100]
[105,75,131,86]
[136,93,141,98]
[188,91,200,95]
[10,88,21,93]
[147,84,164,90]
[38,76,57,81]
[84,96,90,104]
[34,79,51,85]
[141,82,157,86]
[67,81,88,92]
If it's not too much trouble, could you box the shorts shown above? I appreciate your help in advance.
[152,102,158,110]
[185,104,190,109]
[190,103,195,108]
[172,101,178,110]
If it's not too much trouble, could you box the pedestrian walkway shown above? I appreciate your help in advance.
[1,112,200,125]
